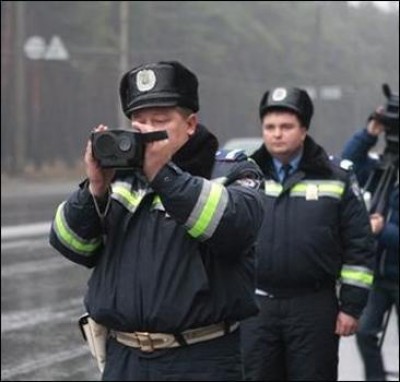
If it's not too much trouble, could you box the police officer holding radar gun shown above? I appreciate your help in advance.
[49,61,266,381]
[341,84,399,381]
[240,87,376,381]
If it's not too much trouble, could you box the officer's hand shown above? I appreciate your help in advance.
[84,124,115,198]
[367,106,385,136]
[370,213,385,234]
[335,311,358,336]
[132,121,171,182]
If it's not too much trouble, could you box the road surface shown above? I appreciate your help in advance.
[1,178,398,381]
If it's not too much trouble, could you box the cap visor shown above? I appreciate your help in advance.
[127,92,180,113]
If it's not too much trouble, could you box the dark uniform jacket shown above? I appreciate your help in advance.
[49,125,265,333]
[251,135,375,318]
[342,128,399,282]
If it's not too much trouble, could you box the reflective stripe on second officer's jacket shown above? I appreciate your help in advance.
[264,180,345,200]
[340,265,374,289]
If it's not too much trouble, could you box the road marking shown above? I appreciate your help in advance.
[1,221,51,240]
[0,346,91,380]
[1,297,84,333]
[1,238,50,251]
[1,257,74,278]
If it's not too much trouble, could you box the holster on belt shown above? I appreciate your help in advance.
[78,313,108,373]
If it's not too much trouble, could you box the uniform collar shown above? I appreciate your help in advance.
[272,151,302,179]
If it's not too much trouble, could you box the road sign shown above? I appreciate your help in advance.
[44,35,69,60]
[24,35,69,61]
[24,36,46,60]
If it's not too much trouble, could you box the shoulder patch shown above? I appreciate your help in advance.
[340,159,354,171]
[329,155,353,171]
[215,149,247,162]
[235,177,261,190]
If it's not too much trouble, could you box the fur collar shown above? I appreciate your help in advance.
[172,123,219,179]
[251,135,333,178]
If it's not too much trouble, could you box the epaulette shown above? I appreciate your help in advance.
[330,156,363,200]
[329,155,353,171]
[215,149,247,162]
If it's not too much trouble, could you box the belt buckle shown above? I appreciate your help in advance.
[135,332,154,353]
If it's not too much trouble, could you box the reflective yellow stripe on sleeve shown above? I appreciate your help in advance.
[340,265,374,289]
[53,202,102,256]
[186,180,228,240]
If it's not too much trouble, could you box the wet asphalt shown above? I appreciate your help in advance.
[1,178,398,381]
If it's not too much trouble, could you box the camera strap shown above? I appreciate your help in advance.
[141,130,168,143]
[90,185,112,236]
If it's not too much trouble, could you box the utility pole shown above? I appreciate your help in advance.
[118,1,129,129]
[15,1,27,173]
[313,1,323,141]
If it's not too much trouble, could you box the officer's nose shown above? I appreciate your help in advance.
[272,127,283,138]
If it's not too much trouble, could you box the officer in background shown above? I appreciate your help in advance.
[241,87,375,381]
[342,108,399,381]
[49,60,266,381]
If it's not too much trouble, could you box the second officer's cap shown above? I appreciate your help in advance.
[119,61,199,119]
[259,87,314,129]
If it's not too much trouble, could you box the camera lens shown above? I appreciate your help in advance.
[95,133,116,156]
[118,136,132,152]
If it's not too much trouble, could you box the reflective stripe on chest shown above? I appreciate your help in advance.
[264,180,345,200]
[111,178,229,241]
[111,181,148,213]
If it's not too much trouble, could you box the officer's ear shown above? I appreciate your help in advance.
[300,126,307,142]
[177,106,197,136]
[186,112,198,137]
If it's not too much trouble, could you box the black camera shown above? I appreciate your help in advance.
[372,84,399,158]
[91,129,168,168]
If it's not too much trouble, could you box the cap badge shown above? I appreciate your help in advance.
[136,69,156,92]
[272,88,287,102]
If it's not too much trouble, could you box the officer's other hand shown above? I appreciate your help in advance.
[367,106,386,136]
[335,311,359,336]
[370,213,385,234]
[85,124,116,198]
[132,121,171,182]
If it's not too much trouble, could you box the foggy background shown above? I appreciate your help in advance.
[1,2,399,381]
[1,1,399,175]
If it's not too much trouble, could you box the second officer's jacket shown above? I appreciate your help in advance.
[251,135,375,318]
[49,124,265,333]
